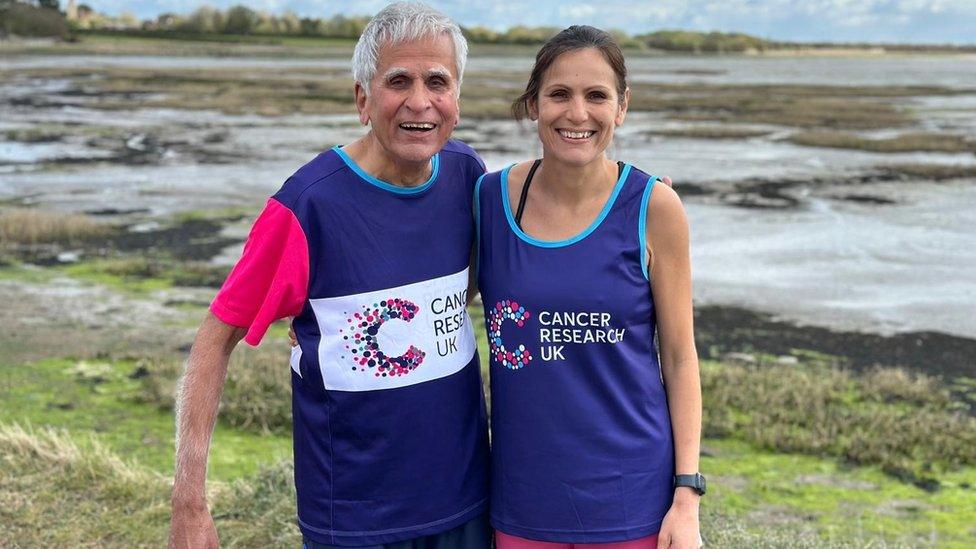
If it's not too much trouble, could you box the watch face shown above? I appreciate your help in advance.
[697,473,707,494]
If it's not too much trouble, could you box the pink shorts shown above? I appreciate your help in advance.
[495,531,659,549]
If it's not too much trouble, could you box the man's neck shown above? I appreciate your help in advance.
[343,133,432,187]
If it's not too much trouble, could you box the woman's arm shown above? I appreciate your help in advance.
[646,182,702,548]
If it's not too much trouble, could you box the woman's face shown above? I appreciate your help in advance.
[531,47,628,168]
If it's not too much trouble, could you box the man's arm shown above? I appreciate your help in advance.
[169,312,246,549]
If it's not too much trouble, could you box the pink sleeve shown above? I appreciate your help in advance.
[210,197,310,346]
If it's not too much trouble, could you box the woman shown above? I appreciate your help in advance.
[475,26,702,548]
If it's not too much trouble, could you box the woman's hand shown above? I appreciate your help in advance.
[656,489,702,548]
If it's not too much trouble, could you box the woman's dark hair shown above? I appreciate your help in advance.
[512,25,628,121]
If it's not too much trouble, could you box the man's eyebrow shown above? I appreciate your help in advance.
[382,67,410,80]
[426,67,452,79]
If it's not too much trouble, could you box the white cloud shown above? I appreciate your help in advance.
[559,4,597,19]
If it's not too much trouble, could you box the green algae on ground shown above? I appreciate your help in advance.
[702,437,976,547]
[0,358,290,480]
[702,359,976,487]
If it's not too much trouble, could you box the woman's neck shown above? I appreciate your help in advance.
[534,154,618,205]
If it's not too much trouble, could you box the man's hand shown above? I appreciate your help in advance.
[288,321,298,347]
[169,499,218,549]
[661,175,673,187]
[168,312,243,548]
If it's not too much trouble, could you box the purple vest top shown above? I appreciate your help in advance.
[476,163,674,543]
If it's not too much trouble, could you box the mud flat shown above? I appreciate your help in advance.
[696,305,976,383]
[2,48,975,373]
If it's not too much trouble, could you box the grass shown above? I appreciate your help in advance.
[3,127,65,142]
[0,208,108,247]
[131,302,976,489]
[879,163,976,180]
[790,130,976,153]
[0,205,240,283]
[624,82,960,129]
[0,422,302,547]
[0,422,172,546]
[0,32,356,59]
[1,304,974,546]
[0,357,291,479]
[701,437,976,547]
[135,342,293,435]
[0,262,57,283]
[650,126,772,140]
[3,420,973,547]
[702,360,976,487]
[62,258,230,293]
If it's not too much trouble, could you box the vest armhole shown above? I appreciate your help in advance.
[638,177,658,282]
[473,172,488,281]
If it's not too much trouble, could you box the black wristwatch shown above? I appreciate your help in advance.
[674,473,706,496]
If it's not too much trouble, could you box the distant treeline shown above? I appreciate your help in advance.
[69,5,768,51]
[1,1,69,38]
[2,1,974,53]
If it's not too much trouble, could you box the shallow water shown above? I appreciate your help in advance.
[471,53,976,88]
[2,53,974,338]
[688,186,976,337]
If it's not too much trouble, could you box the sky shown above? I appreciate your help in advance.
[82,0,976,45]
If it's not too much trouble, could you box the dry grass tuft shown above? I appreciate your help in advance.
[702,362,976,486]
[880,163,976,180]
[0,422,169,545]
[651,126,771,140]
[790,131,976,153]
[0,422,300,546]
[136,341,293,434]
[0,208,108,247]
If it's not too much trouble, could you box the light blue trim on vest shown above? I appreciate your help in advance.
[332,145,439,195]
[501,162,633,248]
[474,172,487,279]
[638,177,658,281]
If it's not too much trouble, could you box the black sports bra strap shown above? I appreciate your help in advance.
[515,159,542,230]
[515,159,625,230]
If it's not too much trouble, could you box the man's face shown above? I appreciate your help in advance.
[356,33,460,165]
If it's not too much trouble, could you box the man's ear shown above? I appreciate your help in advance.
[354,82,370,126]
[454,90,461,127]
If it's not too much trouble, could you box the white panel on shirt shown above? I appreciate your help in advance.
[307,267,476,392]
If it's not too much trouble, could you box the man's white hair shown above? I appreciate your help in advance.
[352,2,468,95]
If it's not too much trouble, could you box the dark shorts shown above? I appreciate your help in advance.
[302,513,491,549]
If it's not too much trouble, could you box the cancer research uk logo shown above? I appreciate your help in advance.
[489,299,533,370]
[490,298,629,369]
[341,298,426,377]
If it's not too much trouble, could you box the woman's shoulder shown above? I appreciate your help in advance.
[505,160,536,183]
[643,173,686,239]
[478,160,535,195]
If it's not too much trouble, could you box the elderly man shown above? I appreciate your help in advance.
[168,3,490,548]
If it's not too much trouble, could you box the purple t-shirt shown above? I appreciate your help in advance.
[212,140,489,546]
